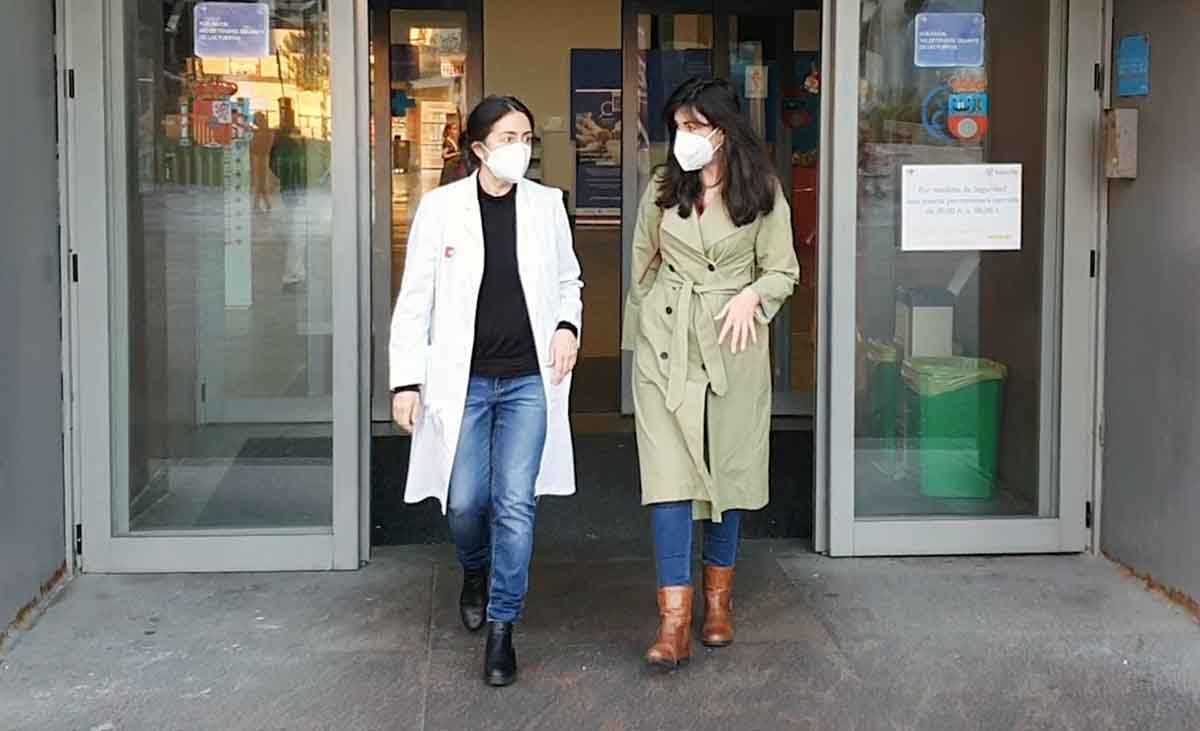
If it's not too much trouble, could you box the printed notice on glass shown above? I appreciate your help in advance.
[901,164,1022,252]
[745,65,768,99]
[914,13,985,68]
[194,2,271,59]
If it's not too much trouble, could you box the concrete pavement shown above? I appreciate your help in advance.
[3,542,1199,730]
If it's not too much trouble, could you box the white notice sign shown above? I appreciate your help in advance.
[901,164,1022,252]
[745,65,768,99]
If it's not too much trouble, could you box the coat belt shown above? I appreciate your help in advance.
[661,268,750,413]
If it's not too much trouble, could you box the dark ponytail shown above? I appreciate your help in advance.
[463,95,536,171]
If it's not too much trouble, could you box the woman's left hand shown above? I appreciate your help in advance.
[549,329,579,385]
[715,287,763,354]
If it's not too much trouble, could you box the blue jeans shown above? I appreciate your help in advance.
[446,374,547,623]
[651,502,743,587]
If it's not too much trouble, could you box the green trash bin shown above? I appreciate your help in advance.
[903,357,1007,498]
[864,339,900,452]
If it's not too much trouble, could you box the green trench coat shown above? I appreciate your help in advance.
[621,179,800,521]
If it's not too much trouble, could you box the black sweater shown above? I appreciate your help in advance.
[471,182,541,377]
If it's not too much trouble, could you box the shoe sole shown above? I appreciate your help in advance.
[460,595,486,632]
[486,674,516,687]
[701,638,733,648]
[460,608,486,632]
[646,656,690,670]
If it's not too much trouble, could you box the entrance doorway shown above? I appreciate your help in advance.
[366,0,1102,555]
[367,0,823,547]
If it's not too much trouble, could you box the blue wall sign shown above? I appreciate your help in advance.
[194,2,271,60]
[571,49,622,219]
[914,13,985,68]
[1116,34,1151,97]
[390,91,416,117]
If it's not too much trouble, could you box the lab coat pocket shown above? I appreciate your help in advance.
[406,406,453,504]
[540,365,570,408]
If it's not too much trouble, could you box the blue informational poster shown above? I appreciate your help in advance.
[1116,34,1151,97]
[571,49,622,220]
[194,2,271,59]
[914,13,985,68]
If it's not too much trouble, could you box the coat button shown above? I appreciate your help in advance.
[668,264,676,272]
[660,352,668,360]
[665,306,673,315]
[707,264,716,272]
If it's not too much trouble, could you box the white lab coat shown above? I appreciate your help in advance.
[389,173,583,513]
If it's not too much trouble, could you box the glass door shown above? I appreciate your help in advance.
[824,0,1102,555]
[68,0,368,571]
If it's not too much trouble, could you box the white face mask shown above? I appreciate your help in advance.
[673,128,720,172]
[481,141,532,184]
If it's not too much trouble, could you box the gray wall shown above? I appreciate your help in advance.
[1102,0,1200,602]
[0,0,66,628]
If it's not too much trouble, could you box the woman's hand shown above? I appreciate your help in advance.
[715,287,763,354]
[549,329,579,385]
[392,391,421,434]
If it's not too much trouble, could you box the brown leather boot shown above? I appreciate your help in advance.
[645,586,693,668]
[701,565,735,647]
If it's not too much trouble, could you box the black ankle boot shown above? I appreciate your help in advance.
[460,568,488,632]
[484,621,517,687]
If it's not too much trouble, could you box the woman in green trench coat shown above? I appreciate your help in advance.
[621,78,799,669]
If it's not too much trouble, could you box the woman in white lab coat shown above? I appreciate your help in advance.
[389,95,583,688]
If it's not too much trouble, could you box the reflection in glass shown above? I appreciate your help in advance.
[853,0,1058,518]
[121,0,333,532]
[386,10,470,302]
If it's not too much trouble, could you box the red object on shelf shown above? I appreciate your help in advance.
[792,166,818,247]
[792,165,818,288]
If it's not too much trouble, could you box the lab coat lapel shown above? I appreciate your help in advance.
[442,174,485,348]
[515,183,545,357]
[460,172,485,254]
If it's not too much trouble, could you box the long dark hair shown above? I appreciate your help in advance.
[463,95,535,171]
[655,77,777,226]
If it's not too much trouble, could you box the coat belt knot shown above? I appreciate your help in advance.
[660,267,750,413]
